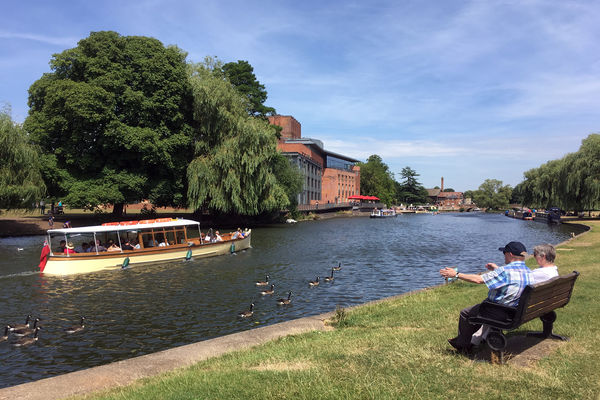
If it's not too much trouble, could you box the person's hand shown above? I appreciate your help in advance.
[439,267,458,278]
[485,263,498,271]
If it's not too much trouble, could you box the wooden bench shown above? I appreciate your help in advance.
[469,271,579,364]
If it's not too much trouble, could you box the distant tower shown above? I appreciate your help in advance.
[441,177,444,191]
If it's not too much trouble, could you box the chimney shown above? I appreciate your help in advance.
[441,177,444,191]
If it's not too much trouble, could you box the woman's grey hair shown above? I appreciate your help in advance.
[533,243,556,263]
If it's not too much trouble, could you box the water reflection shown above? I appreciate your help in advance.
[0,213,583,387]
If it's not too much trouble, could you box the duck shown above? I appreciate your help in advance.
[1,326,11,342]
[12,327,40,347]
[12,318,40,337]
[65,316,86,334]
[9,315,32,331]
[276,291,292,305]
[333,262,342,271]
[260,284,275,295]
[324,268,335,282]
[309,277,320,286]
[239,303,254,318]
[255,275,270,286]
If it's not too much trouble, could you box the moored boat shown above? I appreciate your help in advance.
[39,219,251,276]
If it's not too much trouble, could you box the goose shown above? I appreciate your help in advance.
[324,268,335,282]
[255,275,270,286]
[239,303,254,318]
[309,277,320,286]
[65,316,86,334]
[260,284,275,295]
[276,291,292,305]
[333,262,342,271]
[12,327,40,347]
[1,326,10,342]
[12,318,40,337]
[9,315,32,331]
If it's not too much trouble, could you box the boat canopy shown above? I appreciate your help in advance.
[47,218,201,235]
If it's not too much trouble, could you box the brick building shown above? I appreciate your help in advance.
[268,115,360,205]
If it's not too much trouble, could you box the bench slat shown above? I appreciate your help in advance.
[526,283,574,304]
[526,287,573,309]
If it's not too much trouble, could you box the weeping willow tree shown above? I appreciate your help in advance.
[186,59,289,215]
[515,134,600,212]
[0,109,46,208]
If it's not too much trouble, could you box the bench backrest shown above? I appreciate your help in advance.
[514,271,579,325]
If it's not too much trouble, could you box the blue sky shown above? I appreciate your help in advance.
[2,1,599,191]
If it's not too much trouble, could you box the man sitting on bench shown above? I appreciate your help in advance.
[439,241,532,353]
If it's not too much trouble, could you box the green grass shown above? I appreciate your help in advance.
[81,222,600,400]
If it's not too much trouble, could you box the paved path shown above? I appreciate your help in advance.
[0,312,334,400]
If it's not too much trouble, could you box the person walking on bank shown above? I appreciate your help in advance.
[40,199,45,215]
[439,241,532,353]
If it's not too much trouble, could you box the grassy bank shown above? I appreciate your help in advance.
[83,222,600,400]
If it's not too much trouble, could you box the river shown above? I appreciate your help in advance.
[0,212,581,388]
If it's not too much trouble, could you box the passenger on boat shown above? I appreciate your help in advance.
[74,242,89,253]
[216,231,223,241]
[121,240,134,251]
[232,228,244,239]
[57,240,66,254]
[158,236,169,247]
[94,239,107,252]
[64,242,76,254]
[107,242,121,252]
[132,240,141,249]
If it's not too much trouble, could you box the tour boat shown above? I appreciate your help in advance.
[370,209,397,218]
[38,218,251,276]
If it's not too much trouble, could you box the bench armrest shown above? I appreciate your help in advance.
[469,300,518,329]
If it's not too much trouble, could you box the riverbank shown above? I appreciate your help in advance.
[0,210,369,237]
[46,221,600,399]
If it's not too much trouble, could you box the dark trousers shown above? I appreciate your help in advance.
[455,303,483,348]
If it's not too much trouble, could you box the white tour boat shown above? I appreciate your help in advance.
[370,209,397,218]
[39,218,251,276]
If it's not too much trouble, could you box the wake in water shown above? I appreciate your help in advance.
[0,270,39,279]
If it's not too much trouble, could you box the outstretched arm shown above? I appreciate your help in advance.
[439,267,484,284]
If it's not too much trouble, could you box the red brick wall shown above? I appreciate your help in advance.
[278,143,324,167]
[268,115,301,140]
[322,168,360,204]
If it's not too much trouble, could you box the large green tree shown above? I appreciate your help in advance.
[398,166,428,204]
[222,60,276,117]
[358,155,396,206]
[515,134,600,213]
[0,109,46,208]
[472,179,512,210]
[24,31,194,216]
[186,60,289,215]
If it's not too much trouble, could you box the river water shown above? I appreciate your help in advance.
[0,213,581,388]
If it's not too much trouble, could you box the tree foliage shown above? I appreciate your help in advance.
[222,60,276,117]
[514,134,600,212]
[471,179,512,210]
[0,110,46,208]
[186,61,288,215]
[271,153,304,212]
[358,155,397,206]
[398,166,428,204]
[24,31,194,215]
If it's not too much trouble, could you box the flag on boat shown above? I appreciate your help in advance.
[39,241,50,272]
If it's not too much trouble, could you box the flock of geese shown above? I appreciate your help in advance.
[1,315,86,347]
[238,262,342,318]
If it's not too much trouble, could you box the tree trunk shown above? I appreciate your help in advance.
[112,203,124,218]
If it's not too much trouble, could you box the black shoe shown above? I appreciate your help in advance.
[448,338,472,354]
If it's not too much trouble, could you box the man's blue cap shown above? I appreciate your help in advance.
[498,241,527,256]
